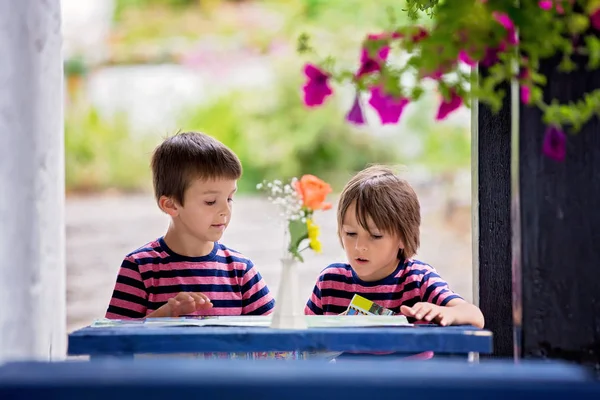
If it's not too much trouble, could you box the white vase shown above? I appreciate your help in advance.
[270,257,307,329]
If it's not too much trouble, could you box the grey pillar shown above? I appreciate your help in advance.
[0,0,66,361]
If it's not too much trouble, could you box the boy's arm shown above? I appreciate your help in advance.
[443,298,485,328]
[145,304,172,318]
[305,280,324,315]
[240,261,275,315]
[418,265,485,328]
[105,257,148,319]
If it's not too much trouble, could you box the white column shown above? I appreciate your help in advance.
[0,0,65,361]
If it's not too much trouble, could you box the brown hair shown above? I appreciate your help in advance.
[337,165,421,259]
[151,131,242,205]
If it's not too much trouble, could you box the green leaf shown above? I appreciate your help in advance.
[288,219,308,263]
[585,35,600,70]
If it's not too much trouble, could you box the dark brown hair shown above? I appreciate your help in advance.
[337,165,421,258]
[151,131,242,205]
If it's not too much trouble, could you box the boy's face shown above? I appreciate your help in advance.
[174,178,237,244]
[340,201,404,282]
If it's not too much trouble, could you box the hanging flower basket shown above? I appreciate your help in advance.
[298,0,600,162]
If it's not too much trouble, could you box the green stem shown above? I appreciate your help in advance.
[298,244,311,253]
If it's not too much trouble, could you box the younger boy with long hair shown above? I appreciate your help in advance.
[306,165,483,328]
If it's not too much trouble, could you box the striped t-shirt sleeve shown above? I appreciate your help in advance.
[240,262,275,315]
[418,264,463,306]
[105,257,148,319]
[304,276,323,315]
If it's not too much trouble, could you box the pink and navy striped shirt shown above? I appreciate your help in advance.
[305,259,462,316]
[106,237,275,319]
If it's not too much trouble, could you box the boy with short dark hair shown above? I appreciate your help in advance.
[106,131,274,319]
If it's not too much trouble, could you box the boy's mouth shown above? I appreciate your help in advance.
[355,257,369,264]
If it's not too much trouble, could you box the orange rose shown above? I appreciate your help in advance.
[294,174,332,211]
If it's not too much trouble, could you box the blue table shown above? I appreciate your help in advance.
[68,325,492,358]
[1,359,598,399]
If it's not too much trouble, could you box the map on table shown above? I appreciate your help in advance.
[90,314,411,328]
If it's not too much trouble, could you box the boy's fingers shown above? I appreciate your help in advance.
[176,293,194,302]
[200,292,212,303]
[193,292,212,304]
[190,293,205,304]
[423,308,439,321]
[190,293,213,310]
[400,305,415,317]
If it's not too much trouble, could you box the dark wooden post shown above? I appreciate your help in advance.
[474,75,514,358]
[515,54,600,371]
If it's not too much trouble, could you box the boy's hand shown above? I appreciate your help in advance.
[400,303,455,326]
[167,292,213,317]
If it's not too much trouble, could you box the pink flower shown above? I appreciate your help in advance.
[481,43,506,67]
[410,27,429,43]
[519,68,531,104]
[493,11,518,45]
[436,89,463,121]
[367,32,402,41]
[542,126,566,161]
[458,50,477,67]
[357,46,390,77]
[540,0,571,13]
[346,94,366,125]
[520,86,531,104]
[492,11,514,31]
[368,86,409,124]
[591,8,600,31]
[302,63,333,107]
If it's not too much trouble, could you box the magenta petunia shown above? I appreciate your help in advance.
[436,89,463,121]
[542,126,566,161]
[368,86,409,124]
[492,11,514,30]
[591,8,600,31]
[357,46,390,77]
[302,63,333,107]
[346,94,366,125]
[540,0,571,13]
[367,31,402,41]
[458,50,477,67]
[493,11,518,45]
[410,27,429,42]
[521,86,531,104]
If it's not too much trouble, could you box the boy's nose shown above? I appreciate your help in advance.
[354,241,367,252]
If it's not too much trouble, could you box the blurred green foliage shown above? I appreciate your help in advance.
[403,94,471,174]
[64,0,470,194]
[65,107,157,193]
[114,0,197,21]
[177,71,400,193]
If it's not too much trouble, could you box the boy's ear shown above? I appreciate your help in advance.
[158,195,179,217]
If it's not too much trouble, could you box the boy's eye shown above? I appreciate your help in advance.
[344,232,356,237]
[205,201,216,206]
[227,198,234,203]
[371,235,383,239]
